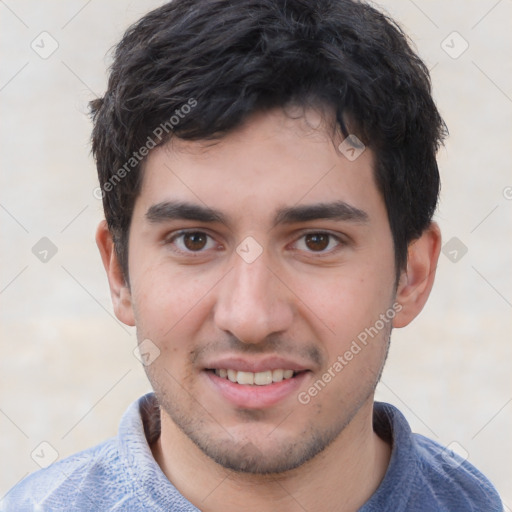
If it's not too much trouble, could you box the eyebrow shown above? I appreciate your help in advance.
[145,200,369,226]
[273,201,369,226]
[146,201,228,224]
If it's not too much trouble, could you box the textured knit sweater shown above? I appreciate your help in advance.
[1,393,503,511]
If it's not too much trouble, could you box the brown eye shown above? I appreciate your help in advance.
[183,232,208,251]
[304,233,330,251]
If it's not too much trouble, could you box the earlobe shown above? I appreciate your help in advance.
[95,220,135,326]
[393,223,441,328]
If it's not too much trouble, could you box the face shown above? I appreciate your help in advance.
[120,108,399,473]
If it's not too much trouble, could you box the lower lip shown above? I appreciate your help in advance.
[204,370,310,409]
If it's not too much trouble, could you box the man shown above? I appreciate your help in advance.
[3,0,503,510]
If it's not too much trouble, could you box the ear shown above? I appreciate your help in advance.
[95,220,135,326]
[393,222,441,328]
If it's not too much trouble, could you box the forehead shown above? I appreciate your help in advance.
[135,108,384,224]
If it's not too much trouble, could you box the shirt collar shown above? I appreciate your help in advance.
[120,394,415,510]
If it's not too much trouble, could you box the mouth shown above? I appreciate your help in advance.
[206,368,306,385]
[203,367,311,409]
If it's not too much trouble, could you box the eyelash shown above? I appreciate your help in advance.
[166,230,345,256]
[166,230,220,254]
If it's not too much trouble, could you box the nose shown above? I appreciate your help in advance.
[214,249,294,345]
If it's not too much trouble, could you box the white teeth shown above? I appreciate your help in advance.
[236,371,254,385]
[254,370,272,385]
[283,369,294,379]
[214,368,298,385]
[272,369,284,382]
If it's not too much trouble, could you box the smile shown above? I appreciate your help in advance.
[204,368,310,408]
[212,368,299,385]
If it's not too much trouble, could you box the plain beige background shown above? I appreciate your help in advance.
[1,0,511,506]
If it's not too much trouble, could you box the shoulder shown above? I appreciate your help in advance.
[368,402,503,511]
[0,437,136,512]
[410,433,503,511]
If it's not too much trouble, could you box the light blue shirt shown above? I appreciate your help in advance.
[1,393,503,511]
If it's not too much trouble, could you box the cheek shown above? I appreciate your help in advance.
[131,277,208,386]
[301,275,393,404]
[130,264,218,345]
[297,264,393,337]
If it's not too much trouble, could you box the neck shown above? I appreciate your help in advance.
[151,398,390,512]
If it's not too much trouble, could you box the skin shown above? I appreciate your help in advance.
[97,107,441,511]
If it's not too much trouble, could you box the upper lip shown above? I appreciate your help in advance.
[203,356,311,373]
